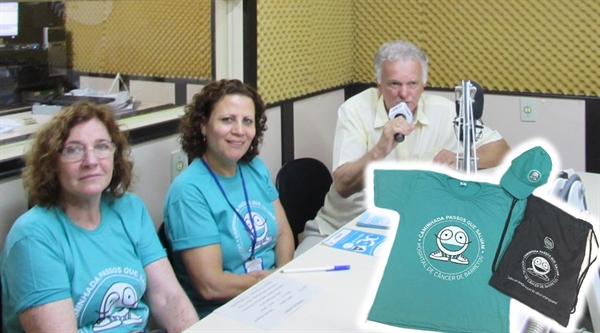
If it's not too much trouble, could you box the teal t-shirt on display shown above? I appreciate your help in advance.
[163,157,279,318]
[1,193,165,333]
[368,170,525,333]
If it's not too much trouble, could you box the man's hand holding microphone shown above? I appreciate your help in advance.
[370,102,416,161]
[387,102,414,142]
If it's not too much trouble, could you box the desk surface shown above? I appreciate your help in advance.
[185,173,599,333]
[186,209,406,332]
[0,104,183,164]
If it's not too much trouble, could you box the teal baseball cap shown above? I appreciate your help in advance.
[500,146,553,199]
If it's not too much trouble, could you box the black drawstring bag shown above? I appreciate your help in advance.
[489,195,598,327]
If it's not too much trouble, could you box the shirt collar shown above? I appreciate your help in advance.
[374,95,389,128]
[415,96,430,125]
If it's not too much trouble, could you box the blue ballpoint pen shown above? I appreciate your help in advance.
[280,265,351,273]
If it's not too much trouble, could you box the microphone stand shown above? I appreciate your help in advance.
[455,80,478,174]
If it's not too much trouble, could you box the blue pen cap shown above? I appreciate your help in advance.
[332,265,351,271]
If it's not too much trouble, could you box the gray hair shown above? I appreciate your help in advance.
[374,40,428,84]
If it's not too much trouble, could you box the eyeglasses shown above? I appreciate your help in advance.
[59,142,116,162]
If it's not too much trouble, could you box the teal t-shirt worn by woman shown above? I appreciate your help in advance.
[163,156,279,318]
[1,193,165,333]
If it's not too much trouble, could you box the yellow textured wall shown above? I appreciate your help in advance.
[258,0,598,102]
[64,0,598,101]
[355,0,599,96]
[257,0,355,104]
[65,0,211,80]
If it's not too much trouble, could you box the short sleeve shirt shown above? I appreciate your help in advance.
[368,169,525,332]
[163,157,279,317]
[315,88,504,234]
[1,193,164,333]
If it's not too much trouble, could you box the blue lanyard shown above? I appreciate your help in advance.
[201,158,257,260]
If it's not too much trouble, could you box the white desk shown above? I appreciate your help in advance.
[0,104,183,163]
[185,209,407,332]
[185,173,600,333]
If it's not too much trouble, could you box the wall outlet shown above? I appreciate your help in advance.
[171,150,188,182]
[520,98,536,122]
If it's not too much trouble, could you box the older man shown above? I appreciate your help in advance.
[295,40,510,255]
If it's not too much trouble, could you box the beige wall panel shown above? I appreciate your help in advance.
[0,176,28,250]
[78,76,115,92]
[129,80,175,105]
[429,90,586,171]
[128,134,181,229]
[261,106,283,183]
[186,84,205,103]
[293,90,344,172]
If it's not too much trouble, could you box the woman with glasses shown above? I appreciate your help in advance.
[0,103,198,332]
[163,79,294,318]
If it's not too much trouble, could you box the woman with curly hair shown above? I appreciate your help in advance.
[163,79,294,318]
[1,103,198,333]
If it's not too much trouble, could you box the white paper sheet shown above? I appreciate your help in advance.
[0,119,23,127]
[214,274,321,330]
[0,126,13,134]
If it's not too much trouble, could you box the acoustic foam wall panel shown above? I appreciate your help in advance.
[257,0,355,104]
[353,0,598,96]
[66,1,211,80]
[65,0,598,104]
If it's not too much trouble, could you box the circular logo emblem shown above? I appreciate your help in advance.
[527,169,542,182]
[522,250,559,289]
[416,216,485,282]
[543,237,554,250]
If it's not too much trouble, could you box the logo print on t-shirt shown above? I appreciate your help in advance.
[521,250,559,288]
[416,215,485,282]
[429,225,471,265]
[93,282,143,331]
[244,211,273,249]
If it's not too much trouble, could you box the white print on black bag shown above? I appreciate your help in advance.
[522,241,559,288]
[490,195,598,327]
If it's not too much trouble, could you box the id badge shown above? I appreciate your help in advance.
[244,257,263,273]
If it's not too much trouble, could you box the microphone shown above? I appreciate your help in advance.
[388,102,413,142]
[455,80,484,142]
[455,81,484,120]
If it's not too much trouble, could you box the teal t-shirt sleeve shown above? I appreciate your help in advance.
[132,195,167,267]
[4,236,71,313]
[112,193,166,268]
[165,182,221,252]
[373,169,420,211]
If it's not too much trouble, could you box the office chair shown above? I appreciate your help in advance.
[157,222,174,262]
[275,157,333,248]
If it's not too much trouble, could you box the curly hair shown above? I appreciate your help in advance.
[179,79,267,162]
[22,102,133,207]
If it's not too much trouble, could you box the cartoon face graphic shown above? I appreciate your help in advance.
[429,225,470,265]
[244,211,272,249]
[248,212,268,242]
[526,256,551,281]
[94,282,143,331]
[436,226,470,255]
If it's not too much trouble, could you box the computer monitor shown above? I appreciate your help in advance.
[0,2,19,39]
